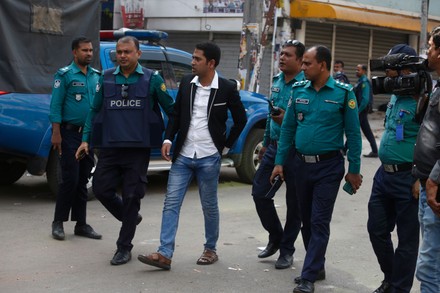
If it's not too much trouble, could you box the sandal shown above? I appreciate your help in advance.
[196,249,218,265]
[137,252,171,270]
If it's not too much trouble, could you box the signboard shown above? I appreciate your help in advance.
[121,0,144,28]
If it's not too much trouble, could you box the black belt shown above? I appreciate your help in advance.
[382,162,413,173]
[61,122,83,133]
[296,150,340,163]
[269,140,278,146]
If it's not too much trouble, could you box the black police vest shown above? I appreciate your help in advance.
[413,82,440,179]
[91,67,165,148]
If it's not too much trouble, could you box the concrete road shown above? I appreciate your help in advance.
[0,112,421,292]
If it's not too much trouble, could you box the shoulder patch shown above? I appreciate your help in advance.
[154,70,160,75]
[292,80,307,88]
[348,99,356,109]
[57,66,71,76]
[53,79,61,88]
[160,83,167,92]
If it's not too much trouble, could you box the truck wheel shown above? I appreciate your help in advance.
[46,150,95,201]
[235,128,264,184]
[0,160,26,185]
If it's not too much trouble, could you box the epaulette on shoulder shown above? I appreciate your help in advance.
[334,80,353,91]
[272,72,282,80]
[57,66,71,76]
[90,67,101,74]
[292,80,307,88]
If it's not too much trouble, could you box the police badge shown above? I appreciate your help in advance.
[297,112,304,121]
[75,94,82,101]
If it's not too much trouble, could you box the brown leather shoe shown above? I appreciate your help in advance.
[138,252,171,270]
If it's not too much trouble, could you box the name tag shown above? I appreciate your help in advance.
[72,82,85,87]
[271,87,280,93]
[295,98,309,104]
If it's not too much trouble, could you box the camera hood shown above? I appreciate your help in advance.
[370,54,426,71]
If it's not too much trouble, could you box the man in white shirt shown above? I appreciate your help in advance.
[138,42,247,270]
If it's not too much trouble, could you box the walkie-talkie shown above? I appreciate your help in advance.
[269,101,281,116]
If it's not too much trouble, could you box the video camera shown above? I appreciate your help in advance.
[370,53,432,96]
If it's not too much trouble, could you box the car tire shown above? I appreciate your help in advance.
[235,128,264,184]
[46,149,95,201]
[0,159,26,185]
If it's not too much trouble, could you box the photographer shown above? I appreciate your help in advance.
[413,26,440,293]
[367,44,421,293]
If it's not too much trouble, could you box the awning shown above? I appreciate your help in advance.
[291,0,438,33]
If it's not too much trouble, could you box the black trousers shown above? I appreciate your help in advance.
[294,154,345,282]
[359,110,378,154]
[53,128,94,223]
[252,144,302,256]
[93,148,150,251]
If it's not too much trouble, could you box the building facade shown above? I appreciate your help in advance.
[110,0,440,102]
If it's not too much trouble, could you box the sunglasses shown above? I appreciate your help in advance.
[285,39,301,46]
[121,84,128,99]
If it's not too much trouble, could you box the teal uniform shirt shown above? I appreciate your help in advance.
[263,71,305,147]
[82,63,174,142]
[49,62,101,126]
[378,94,419,164]
[275,77,362,174]
[357,74,370,112]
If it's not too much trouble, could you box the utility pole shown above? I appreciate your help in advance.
[248,0,276,93]
[420,0,429,54]
[239,0,263,92]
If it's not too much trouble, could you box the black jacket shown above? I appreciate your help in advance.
[165,74,247,161]
[413,83,440,179]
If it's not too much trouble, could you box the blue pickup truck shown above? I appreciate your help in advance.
[0,30,269,195]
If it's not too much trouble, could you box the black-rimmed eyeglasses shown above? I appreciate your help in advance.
[121,84,129,99]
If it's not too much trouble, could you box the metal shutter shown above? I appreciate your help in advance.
[164,32,210,55]
[165,32,242,81]
[304,21,333,49]
[305,22,370,85]
[371,30,408,60]
[333,26,370,84]
[165,31,272,96]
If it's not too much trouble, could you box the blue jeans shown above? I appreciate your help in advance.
[367,166,419,293]
[158,153,221,259]
[416,186,440,293]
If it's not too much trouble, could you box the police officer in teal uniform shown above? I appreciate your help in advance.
[272,45,362,293]
[49,37,102,241]
[76,36,174,266]
[354,64,378,158]
[367,44,420,293]
[252,40,304,270]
